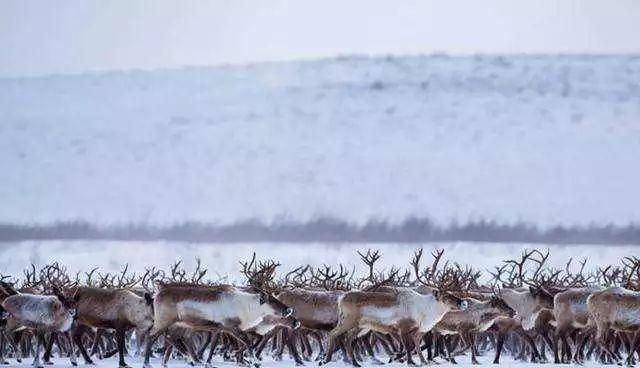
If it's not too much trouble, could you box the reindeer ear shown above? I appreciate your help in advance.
[144,292,153,306]
[432,289,440,299]
[259,292,267,305]
[528,286,537,295]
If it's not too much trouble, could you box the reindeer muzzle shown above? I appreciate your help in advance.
[68,308,77,318]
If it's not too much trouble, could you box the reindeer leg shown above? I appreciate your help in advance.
[60,332,78,367]
[284,328,305,366]
[71,327,94,365]
[299,331,313,361]
[399,328,417,366]
[492,332,505,364]
[32,331,45,368]
[272,328,285,362]
[424,332,434,362]
[41,332,55,365]
[161,342,172,368]
[196,332,212,361]
[143,320,174,368]
[363,332,384,365]
[573,328,592,363]
[463,331,480,365]
[373,332,395,362]
[412,331,428,366]
[253,331,272,361]
[311,331,325,361]
[0,331,8,364]
[321,319,355,365]
[115,328,130,368]
[205,332,221,367]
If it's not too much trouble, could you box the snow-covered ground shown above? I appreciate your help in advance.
[0,351,613,368]
[1,55,639,227]
[0,241,636,283]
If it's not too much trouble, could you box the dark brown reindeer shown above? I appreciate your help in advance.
[69,263,155,368]
[265,264,350,365]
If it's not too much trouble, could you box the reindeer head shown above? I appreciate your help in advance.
[435,289,468,311]
[51,285,79,319]
[528,286,554,308]
[240,253,300,329]
[488,296,516,317]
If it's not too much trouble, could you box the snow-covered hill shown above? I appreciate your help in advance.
[1,55,639,226]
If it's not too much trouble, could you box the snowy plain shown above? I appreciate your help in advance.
[1,55,640,227]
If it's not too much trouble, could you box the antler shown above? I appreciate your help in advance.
[141,266,165,291]
[190,258,208,283]
[357,249,382,284]
[240,253,280,292]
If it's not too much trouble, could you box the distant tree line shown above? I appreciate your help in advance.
[0,217,638,244]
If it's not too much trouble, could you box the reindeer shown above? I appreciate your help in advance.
[434,296,514,364]
[587,286,640,365]
[70,285,154,367]
[321,285,466,367]
[1,285,78,368]
[321,250,468,368]
[141,254,299,368]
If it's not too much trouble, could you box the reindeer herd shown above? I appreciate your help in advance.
[1,249,640,368]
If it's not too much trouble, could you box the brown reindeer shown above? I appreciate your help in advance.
[70,286,154,367]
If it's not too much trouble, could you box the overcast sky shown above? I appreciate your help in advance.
[1,0,639,77]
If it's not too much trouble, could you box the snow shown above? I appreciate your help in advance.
[1,55,640,226]
[0,351,609,368]
[0,241,636,284]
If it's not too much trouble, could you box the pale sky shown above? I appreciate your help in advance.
[1,0,639,77]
